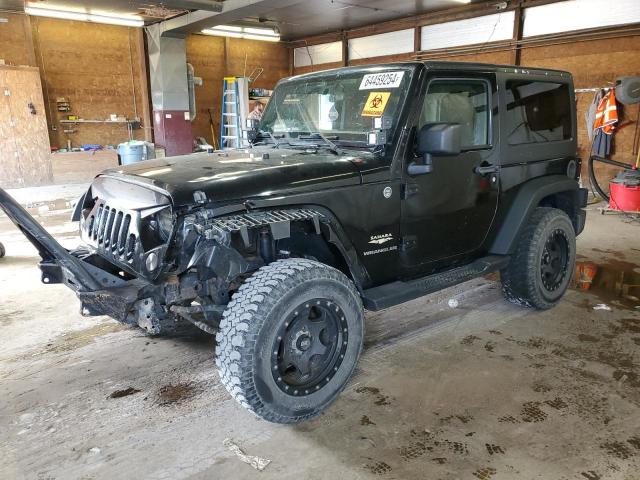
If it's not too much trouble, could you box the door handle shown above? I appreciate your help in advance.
[474,164,499,175]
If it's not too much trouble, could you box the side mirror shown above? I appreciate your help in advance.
[247,129,258,144]
[408,123,461,175]
[246,118,260,144]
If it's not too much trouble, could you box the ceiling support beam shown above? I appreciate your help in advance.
[341,32,348,67]
[511,4,524,65]
[156,0,301,37]
[163,1,223,12]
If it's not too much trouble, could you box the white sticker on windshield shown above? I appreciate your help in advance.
[359,71,405,90]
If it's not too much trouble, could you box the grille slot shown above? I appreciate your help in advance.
[118,214,131,255]
[126,234,136,260]
[110,211,123,252]
[94,205,104,241]
[103,209,116,247]
[84,201,139,264]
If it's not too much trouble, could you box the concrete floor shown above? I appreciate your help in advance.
[1,203,639,480]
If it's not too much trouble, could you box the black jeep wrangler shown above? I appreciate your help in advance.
[0,62,587,423]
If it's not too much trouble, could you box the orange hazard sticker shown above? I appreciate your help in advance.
[362,92,391,117]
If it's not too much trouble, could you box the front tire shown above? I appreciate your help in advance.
[216,259,364,423]
[501,207,576,310]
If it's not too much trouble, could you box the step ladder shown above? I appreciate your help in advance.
[221,77,242,149]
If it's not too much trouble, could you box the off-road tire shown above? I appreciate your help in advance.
[501,207,576,310]
[216,258,364,423]
[0,242,5,258]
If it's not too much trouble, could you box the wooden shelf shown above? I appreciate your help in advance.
[59,119,129,124]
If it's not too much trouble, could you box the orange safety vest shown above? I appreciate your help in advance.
[593,89,618,134]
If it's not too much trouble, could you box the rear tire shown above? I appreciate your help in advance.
[216,258,364,424]
[501,207,576,310]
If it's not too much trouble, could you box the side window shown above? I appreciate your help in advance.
[505,81,571,145]
[419,79,490,149]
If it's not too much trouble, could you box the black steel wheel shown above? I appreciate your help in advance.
[540,229,570,293]
[272,299,348,396]
[501,207,576,310]
[216,259,364,424]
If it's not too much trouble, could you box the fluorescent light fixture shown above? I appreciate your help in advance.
[451,0,472,3]
[25,5,143,27]
[202,29,245,39]
[211,25,243,32]
[25,7,88,21]
[243,27,279,37]
[89,14,144,27]
[201,24,280,42]
[242,33,280,42]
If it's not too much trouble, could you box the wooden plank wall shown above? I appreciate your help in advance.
[0,12,36,67]
[0,66,52,188]
[1,12,290,167]
[186,35,290,145]
[30,17,149,149]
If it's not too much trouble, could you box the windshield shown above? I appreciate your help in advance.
[258,68,413,147]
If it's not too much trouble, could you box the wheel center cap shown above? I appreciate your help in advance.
[297,335,311,351]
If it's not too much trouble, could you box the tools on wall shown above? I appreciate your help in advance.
[54,96,143,151]
[583,76,640,213]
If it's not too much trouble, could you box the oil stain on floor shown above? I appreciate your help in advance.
[109,387,142,399]
[44,322,130,354]
[155,382,199,406]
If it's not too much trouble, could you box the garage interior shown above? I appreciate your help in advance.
[1,0,640,478]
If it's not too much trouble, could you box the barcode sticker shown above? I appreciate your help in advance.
[359,71,405,90]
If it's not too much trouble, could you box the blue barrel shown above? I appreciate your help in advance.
[117,141,146,166]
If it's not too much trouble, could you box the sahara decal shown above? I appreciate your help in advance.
[368,233,394,245]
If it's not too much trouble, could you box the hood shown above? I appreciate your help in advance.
[100,148,362,207]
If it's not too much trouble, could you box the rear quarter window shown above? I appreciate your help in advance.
[505,80,571,145]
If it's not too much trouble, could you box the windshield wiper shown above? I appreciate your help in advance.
[297,132,343,155]
[256,130,286,149]
[290,100,343,155]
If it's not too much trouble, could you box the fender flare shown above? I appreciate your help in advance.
[489,175,582,255]
[311,206,371,291]
[265,204,371,291]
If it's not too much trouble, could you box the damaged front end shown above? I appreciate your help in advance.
[0,182,177,334]
[166,207,324,332]
[0,178,324,336]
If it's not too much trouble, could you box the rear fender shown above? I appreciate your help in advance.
[490,175,587,255]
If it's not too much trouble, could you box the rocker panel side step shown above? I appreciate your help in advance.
[362,255,510,311]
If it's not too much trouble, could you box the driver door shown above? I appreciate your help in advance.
[400,74,500,275]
